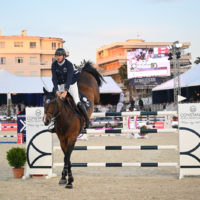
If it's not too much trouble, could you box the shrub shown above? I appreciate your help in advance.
[6,147,26,168]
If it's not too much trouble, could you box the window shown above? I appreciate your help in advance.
[30,42,36,48]
[58,43,60,48]
[15,71,24,76]
[0,57,6,64]
[14,42,23,47]
[0,42,5,48]
[52,42,56,50]
[30,71,37,76]
[15,57,23,64]
[30,57,37,64]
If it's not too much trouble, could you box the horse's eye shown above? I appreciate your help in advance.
[46,99,51,104]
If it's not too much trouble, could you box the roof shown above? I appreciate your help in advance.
[152,64,200,91]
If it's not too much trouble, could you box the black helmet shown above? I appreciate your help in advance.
[55,48,67,56]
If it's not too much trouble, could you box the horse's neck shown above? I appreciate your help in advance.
[56,98,74,125]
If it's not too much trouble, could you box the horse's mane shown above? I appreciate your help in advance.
[81,61,104,87]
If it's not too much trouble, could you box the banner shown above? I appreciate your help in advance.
[129,77,163,86]
[127,47,170,79]
[17,114,26,142]
[179,103,200,178]
[24,107,52,178]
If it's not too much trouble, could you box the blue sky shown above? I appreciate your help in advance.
[0,0,199,65]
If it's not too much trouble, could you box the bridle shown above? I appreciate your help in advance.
[44,94,79,132]
[44,97,62,130]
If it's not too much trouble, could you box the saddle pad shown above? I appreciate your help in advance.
[79,92,91,110]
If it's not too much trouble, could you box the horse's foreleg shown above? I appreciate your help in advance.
[59,156,68,185]
[65,145,74,189]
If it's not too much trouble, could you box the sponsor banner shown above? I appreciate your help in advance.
[25,107,52,177]
[129,77,163,86]
[179,103,200,178]
[154,122,165,129]
[1,123,17,131]
[17,115,26,142]
[127,47,170,79]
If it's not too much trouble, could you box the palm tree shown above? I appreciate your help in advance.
[118,64,135,101]
[194,57,200,64]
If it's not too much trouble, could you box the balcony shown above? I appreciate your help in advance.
[97,55,126,65]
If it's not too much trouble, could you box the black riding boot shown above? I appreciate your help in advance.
[77,102,89,128]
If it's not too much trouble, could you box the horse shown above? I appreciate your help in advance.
[43,62,104,188]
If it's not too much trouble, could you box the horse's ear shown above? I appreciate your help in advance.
[43,87,48,94]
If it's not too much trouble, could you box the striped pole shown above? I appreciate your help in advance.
[54,145,178,151]
[82,128,178,134]
[0,135,17,138]
[91,111,177,118]
[53,162,178,168]
[0,141,17,144]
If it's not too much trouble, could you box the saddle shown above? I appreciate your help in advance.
[66,92,91,111]
[64,92,91,122]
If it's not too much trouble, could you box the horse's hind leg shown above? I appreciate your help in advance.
[66,160,74,188]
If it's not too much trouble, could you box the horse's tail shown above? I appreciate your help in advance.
[81,61,105,87]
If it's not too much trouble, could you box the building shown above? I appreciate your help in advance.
[0,30,65,76]
[96,39,191,101]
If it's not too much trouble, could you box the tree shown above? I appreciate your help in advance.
[118,64,135,101]
[74,59,93,71]
[194,57,200,64]
[118,64,128,87]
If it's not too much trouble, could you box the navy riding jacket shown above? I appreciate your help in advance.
[51,59,80,92]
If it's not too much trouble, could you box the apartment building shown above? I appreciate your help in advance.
[0,30,65,76]
[96,39,191,99]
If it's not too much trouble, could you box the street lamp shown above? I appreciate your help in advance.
[168,41,182,107]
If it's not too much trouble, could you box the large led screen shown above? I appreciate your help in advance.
[127,47,170,79]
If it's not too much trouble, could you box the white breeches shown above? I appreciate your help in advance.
[68,82,80,105]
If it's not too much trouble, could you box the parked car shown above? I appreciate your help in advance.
[89,117,122,128]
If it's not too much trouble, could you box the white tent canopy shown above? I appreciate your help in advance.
[152,64,200,91]
[0,69,122,94]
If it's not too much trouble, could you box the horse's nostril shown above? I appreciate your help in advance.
[44,120,49,126]
[43,117,49,126]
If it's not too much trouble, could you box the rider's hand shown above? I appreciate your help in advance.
[61,90,67,99]
[56,91,62,97]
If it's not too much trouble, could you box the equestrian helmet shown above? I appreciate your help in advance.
[55,48,67,56]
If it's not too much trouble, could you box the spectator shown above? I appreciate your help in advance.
[139,98,144,110]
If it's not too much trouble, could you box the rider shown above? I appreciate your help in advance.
[51,48,89,128]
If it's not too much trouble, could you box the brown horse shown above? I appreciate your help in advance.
[43,62,104,188]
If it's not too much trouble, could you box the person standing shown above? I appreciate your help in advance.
[139,98,144,111]
[51,48,89,128]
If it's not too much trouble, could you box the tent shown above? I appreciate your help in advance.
[152,64,200,103]
[0,69,122,105]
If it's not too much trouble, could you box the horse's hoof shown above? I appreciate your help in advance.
[59,179,67,185]
[65,184,73,189]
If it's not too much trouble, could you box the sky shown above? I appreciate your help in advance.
[0,0,199,65]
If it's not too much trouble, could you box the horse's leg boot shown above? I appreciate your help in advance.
[77,102,89,128]
[59,168,67,184]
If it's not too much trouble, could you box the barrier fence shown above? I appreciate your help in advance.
[23,105,200,179]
